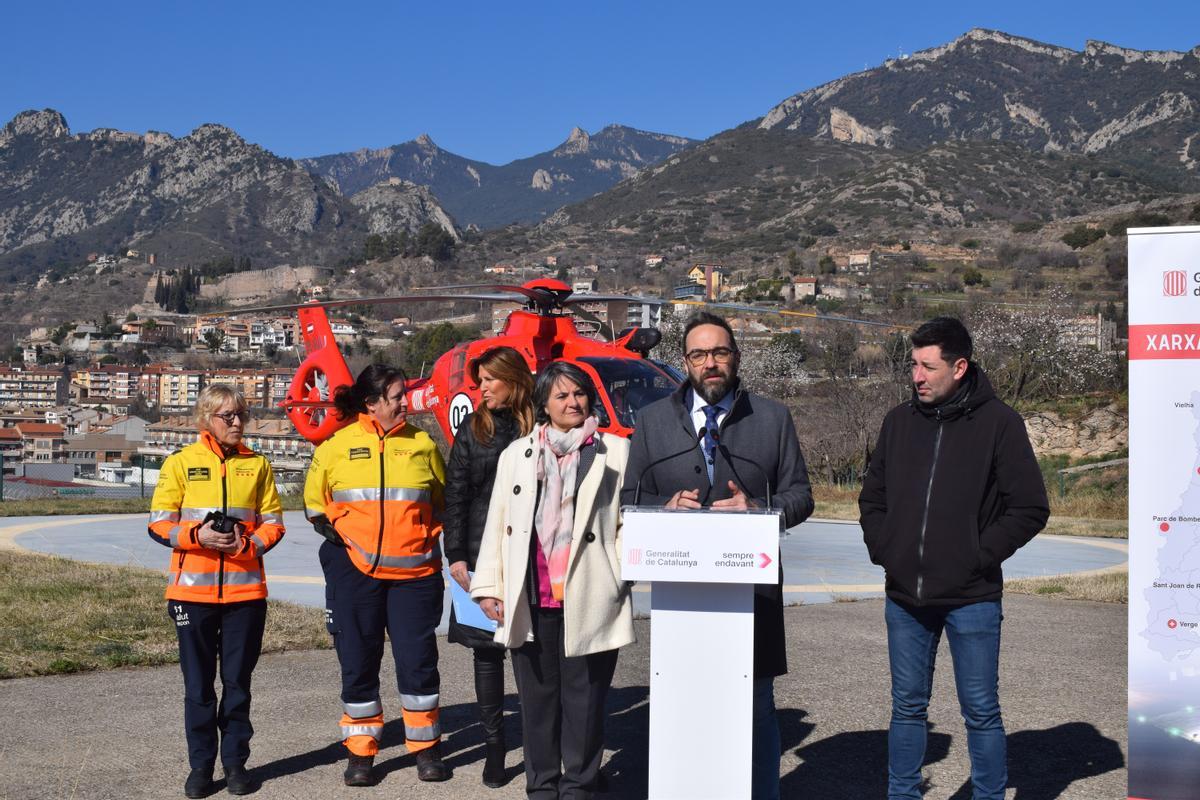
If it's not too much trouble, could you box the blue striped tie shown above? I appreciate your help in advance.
[702,405,722,484]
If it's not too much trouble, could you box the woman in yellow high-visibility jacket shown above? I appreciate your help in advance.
[304,364,449,786]
[149,384,285,799]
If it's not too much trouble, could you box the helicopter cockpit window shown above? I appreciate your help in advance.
[579,357,679,430]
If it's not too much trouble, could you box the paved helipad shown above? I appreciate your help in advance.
[0,512,1126,619]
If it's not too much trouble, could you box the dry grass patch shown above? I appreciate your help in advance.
[1006,569,1127,604]
[812,484,860,521]
[0,550,328,679]
[0,493,307,517]
[0,497,151,517]
[1043,516,1126,538]
[813,483,1128,539]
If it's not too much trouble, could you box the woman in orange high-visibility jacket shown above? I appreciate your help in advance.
[148,385,284,799]
[304,364,449,786]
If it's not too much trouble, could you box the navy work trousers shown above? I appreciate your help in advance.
[169,598,267,770]
[320,541,444,745]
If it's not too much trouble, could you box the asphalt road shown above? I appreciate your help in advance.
[3,513,1128,613]
[0,594,1126,800]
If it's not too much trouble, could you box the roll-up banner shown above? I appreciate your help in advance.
[1129,225,1200,800]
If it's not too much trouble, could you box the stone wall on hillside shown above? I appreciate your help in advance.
[197,265,333,304]
[1024,404,1127,459]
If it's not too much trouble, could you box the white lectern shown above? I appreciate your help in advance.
[620,507,782,800]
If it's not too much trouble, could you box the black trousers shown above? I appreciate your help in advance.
[320,541,444,751]
[169,599,267,770]
[512,606,618,800]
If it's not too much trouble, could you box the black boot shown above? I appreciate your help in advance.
[183,765,214,798]
[223,763,255,796]
[482,739,507,788]
[415,743,450,782]
[343,754,374,787]
[475,648,508,787]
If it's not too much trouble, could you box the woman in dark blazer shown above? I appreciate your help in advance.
[443,346,535,787]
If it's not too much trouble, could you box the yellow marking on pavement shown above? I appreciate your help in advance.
[1040,533,1128,554]
[631,533,1127,593]
[0,515,132,552]
[267,575,326,585]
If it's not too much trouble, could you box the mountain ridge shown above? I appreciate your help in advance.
[299,123,695,229]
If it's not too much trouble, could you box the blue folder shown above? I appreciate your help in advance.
[449,571,498,633]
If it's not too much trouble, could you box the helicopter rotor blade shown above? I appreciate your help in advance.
[411,283,548,301]
[672,299,904,330]
[561,293,661,306]
[203,293,526,317]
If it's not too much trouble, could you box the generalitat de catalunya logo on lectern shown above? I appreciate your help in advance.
[1164,270,1188,296]
[628,548,642,565]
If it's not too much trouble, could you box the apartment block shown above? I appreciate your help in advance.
[0,366,69,408]
[158,371,205,412]
[15,422,67,462]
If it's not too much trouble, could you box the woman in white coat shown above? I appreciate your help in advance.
[471,361,634,800]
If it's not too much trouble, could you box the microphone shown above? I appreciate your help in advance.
[631,428,705,505]
[712,430,772,510]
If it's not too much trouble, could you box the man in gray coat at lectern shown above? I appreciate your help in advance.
[620,310,813,800]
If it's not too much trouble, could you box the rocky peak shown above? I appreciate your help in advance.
[910,28,1077,62]
[143,131,176,149]
[1084,39,1189,64]
[414,133,439,153]
[555,126,591,155]
[1,109,70,146]
[188,123,244,142]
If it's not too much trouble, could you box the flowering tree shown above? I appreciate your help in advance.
[965,289,1123,405]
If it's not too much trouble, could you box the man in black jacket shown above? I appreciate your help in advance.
[621,311,813,800]
[859,317,1049,800]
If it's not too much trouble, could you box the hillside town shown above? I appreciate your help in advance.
[0,243,1125,502]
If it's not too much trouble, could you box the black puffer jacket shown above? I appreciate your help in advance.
[859,366,1049,607]
[443,409,521,569]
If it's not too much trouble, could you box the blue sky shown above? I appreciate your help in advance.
[3,0,1198,164]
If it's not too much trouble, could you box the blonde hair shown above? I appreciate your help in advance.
[195,384,248,431]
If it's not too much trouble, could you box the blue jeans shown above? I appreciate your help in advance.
[885,597,1004,800]
[751,677,781,800]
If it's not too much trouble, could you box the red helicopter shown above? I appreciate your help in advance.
[269,278,680,444]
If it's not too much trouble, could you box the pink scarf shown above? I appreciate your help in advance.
[534,418,599,602]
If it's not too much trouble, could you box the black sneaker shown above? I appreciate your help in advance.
[223,763,255,795]
[415,744,450,782]
[184,766,214,798]
[343,754,374,787]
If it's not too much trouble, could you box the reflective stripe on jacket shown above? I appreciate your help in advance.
[148,431,285,603]
[304,414,446,580]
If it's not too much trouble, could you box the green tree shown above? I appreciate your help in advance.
[398,323,475,376]
[1061,225,1105,250]
[809,219,838,237]
[202,329,226,353]
[364,234,386,260]
[416,224,456,262]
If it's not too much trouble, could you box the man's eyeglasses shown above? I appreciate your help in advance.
[684,347,737,367]
[213,411,250,425]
